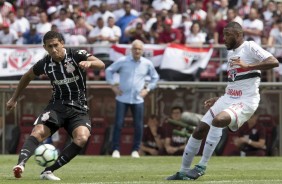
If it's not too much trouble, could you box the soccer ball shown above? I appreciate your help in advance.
[34,144,58,167]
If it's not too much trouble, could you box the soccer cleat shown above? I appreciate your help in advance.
[186,164,206,180]
[112,150,120,158]
[40,171,61,180]
[13,165,24,178]
[131,151,140,158]
[166,172,191,180]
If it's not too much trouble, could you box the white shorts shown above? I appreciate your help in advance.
[201,96,258,131]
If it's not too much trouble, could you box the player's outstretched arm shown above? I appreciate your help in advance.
[6,67,36,111]
[79,56,105,70]
[231,56,279,70]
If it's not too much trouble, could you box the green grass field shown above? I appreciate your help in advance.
[1,155,282,184]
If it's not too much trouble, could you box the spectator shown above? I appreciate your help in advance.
[70,2,86,23]
[126,22,150,43]
[158,18,182,44]
[116,1,138,43]
[214,0,229,22]
[214,8,242,45]
[26,2,40,25]
[233,113,266,156]
[162,106,188,155]
[16,8,30,34]
[277,2,282,17]
[268,18,282,81]
[0,0,15,21]
[82,0,95,18]
[185,21,206,46]
[148,12,164,44]
[180,13,192,44]
[169,3,182,29]
[152,0,174,12]
[72,16,93,45]
[88,17,113,80]
[7,11,22,35]
[107,16,121,43]
[0,22,18,44]
[189,0,207,24]
[262,0,277,38]
[52,7,75,41]
[88,2,115,27]
[22,24,42,44]
[242,8,263,45]
[47,6,58,22]
[142,12,156,33]
[57,0,74,13]
[203,18,216,44]
[88,17,114,45]
[105,39,159,158]
[36,12,52,38]
[140,115,164,156]
[112,1,139,22]
[237,0,251,19]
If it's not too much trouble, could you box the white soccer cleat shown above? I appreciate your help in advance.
[40,171,61,180]
[131,151,140,158]
[13,165,24,178]
[112,150,120,158]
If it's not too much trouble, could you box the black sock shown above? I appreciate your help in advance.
[18,136,40,166]
[44,142,82,172]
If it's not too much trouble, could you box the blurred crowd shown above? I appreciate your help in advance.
[0,0,282,81]
[0,0,281,46]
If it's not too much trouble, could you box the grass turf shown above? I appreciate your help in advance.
[1,155,282,184]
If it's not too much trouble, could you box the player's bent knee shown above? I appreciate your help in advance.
[73,134,90,147]
[212,115,230,128]
[193,123,209,139]
[31,125,51,142]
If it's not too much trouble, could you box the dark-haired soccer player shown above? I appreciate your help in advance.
[167,22,279,180]
[7,31,105,180]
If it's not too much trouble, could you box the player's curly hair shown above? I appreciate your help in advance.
[225,22,242,31]
[43,31,65,44]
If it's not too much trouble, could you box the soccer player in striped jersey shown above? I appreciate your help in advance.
[167,22,279,180]
[7,31,105,180]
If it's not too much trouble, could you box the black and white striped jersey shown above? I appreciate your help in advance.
[33,48,92,110]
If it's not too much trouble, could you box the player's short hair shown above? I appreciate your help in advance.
[225,21,242,31]
[43,31,64,44]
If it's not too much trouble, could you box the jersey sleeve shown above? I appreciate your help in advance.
[248,41,272,62]
[73,49,93,63]
[33,59,45,76]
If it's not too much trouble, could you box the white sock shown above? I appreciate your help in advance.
[180,136,202,172]
[199,125,223,166]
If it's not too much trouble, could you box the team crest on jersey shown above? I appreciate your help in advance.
[228,69,237,82]
[49,62,56,67]
[65,62,75,73]
[41,111,50,121]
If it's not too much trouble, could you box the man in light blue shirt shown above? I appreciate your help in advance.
[105,39,159,158]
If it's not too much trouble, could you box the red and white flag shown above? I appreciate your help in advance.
[160,44,213,74]
[109,44,166,67]
[0,46,46,77]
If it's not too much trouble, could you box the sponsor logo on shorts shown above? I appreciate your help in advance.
[41,111,50,121]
